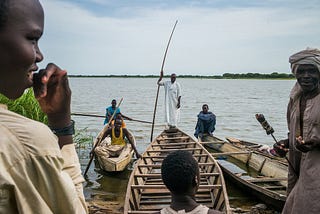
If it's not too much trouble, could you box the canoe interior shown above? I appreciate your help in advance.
[124,128,231,214]
[94,127,136,172]
[201,135,288,210]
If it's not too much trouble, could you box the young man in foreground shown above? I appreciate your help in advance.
[0,0,87,213]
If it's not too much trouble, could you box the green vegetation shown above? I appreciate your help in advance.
[222,72,294,79]
[74,127,93,152]
[0,89,48,124]
[0,89,92,149]
[69,72,294,79]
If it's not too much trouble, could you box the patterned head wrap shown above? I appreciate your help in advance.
[289,48,320,75]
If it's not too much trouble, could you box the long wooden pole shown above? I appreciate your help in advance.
[71,113,152,124]
[150,20,178,142]
[83,98,123,176]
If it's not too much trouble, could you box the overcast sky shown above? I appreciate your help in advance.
[39,0,320,76]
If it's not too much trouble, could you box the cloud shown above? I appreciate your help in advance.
[39,0,320,75]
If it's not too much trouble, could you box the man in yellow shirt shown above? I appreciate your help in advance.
[101,117,141,158]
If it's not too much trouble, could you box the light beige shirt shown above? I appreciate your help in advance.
[0,104,87,214]
[160,205,209,214]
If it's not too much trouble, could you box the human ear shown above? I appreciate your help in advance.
[193,175,199,187]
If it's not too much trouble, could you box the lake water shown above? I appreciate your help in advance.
[70,77,295,211]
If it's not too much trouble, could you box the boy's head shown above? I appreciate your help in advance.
[0,0,44,99]
[111,99,117,107]
[161,150,199,195]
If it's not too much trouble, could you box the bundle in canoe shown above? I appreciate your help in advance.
[124,128,231,214]
[93,125,136,172]
[200,134,288,211]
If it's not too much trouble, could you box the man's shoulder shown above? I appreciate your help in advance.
[121,127,129,132]
[208,209,223,214]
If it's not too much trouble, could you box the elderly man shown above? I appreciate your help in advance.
[273,48,320,214]
[157,71,182,128]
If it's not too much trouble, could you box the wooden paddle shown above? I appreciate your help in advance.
[83,98,123,176]
[150,20,178,142]
[71,113,152,124]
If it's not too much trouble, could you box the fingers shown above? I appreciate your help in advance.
[32,70,45,98]
[296,136,305,144]
[33,63,67,98]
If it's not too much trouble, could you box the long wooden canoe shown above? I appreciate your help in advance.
[124,128,231,214]
[200,135,287,211]
[94,127,136,172]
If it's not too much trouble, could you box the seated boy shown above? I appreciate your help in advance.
[194,104,216,139]
[156,150,223,214]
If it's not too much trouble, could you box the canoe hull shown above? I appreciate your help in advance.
[124,128,231,214]
[201,135,287,211]
[96,144,134,172]
[94,128,136,172]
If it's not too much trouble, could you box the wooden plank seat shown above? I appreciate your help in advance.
[211,151,251,156]
[200,141,225,145]
[157,136,191,141]
[134,172,220,178]
[131,184,221,190]
[138,162,215,168]
[152,142,196,147]
[146,148,202,153]
[142,154,209,159]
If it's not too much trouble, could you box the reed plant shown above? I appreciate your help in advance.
[0,89,48,124]
[1,89,93,151]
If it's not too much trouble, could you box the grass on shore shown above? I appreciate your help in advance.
[0,89,48,124]
[0,89,92,148]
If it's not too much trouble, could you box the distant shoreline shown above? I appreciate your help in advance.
[69,72,294,79]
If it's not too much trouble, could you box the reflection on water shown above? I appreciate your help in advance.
[70,78,294,211]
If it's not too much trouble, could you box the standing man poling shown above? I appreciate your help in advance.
[273,48,320,214]
[157,71,181,129]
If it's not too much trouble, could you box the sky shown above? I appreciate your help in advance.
[39,0,320,76]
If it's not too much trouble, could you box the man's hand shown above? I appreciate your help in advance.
[157,70,163,84]
[295,136,315,152]
[33,63,71,127]
[273,139,289,157]
[136,153,142,159]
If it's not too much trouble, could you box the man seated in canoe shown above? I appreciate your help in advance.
[110,114,127,128]
[100,116,141,158]
[155,150,222,214]
[194,104,216,138]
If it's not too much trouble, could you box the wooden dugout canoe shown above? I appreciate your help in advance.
[124,128,231,214]
[200,135,288,211]
[93,126,136,172]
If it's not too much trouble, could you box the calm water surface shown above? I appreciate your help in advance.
[70,77,295,211]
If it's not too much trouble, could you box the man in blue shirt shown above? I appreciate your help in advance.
[104,99,132,125]
[194,104,216,138]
